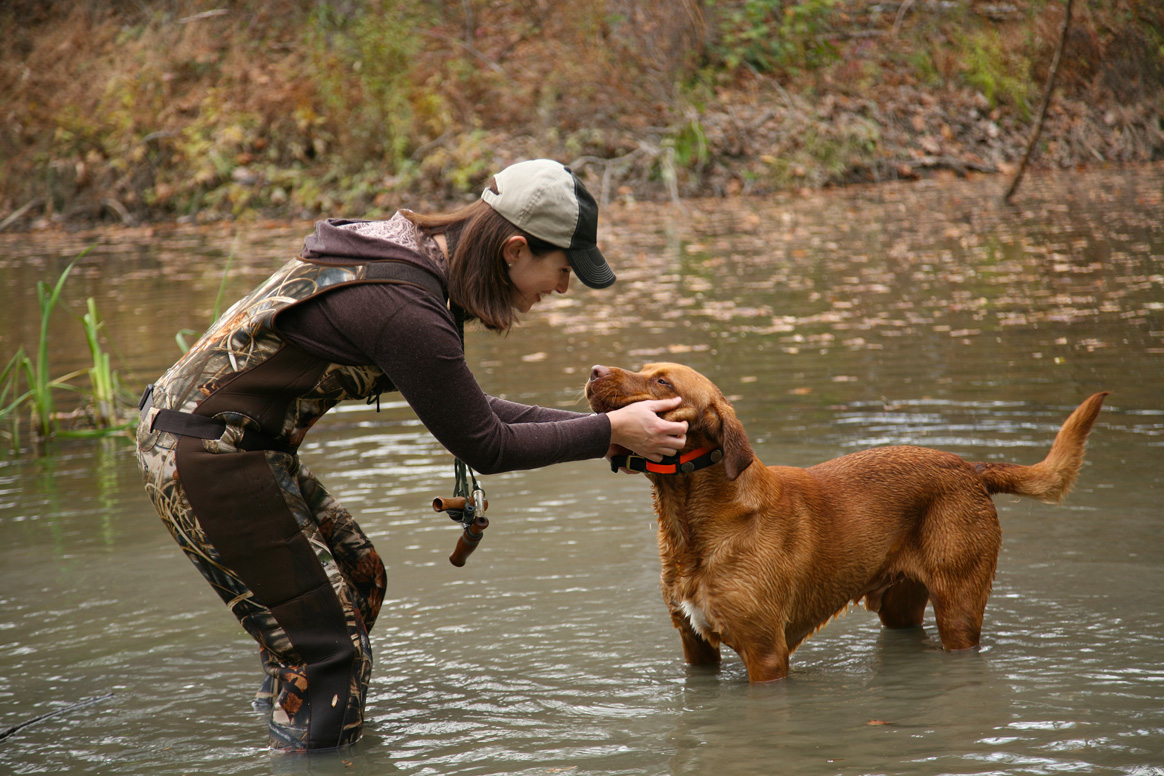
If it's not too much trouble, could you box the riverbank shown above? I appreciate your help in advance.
[2,1,1162,230]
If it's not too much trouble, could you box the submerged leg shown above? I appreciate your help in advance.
[876,579,930,629]
[253,647,281,710]
[167,441,374,750]
[670,610,722,666]
[297,462,386,632]
[733,630,790,683]
[923,498,999,651]
[929,574,992,651]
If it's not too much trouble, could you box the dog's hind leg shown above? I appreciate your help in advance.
[929,571,993,650]
[875,579,930,629]
[670,611,722,665]
[930,596,984,650]
[922,496,1000,650]
[734,631,790,683]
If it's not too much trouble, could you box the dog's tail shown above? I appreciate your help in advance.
[974,392,1108,504]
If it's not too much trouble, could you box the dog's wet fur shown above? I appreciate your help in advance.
[586,363,1107,682]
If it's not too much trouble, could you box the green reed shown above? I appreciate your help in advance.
[0,249,133,450]
[81,296,123,429]
[24,256,80,438]
[0,349,32,448]
[176,242,235,353]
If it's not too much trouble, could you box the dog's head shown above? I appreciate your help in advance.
[585,362,755,480]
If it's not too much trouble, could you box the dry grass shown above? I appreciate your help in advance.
[1,0,1160,226]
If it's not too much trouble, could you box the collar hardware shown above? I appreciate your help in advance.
[610,447,723,475]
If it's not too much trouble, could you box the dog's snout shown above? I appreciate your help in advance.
[589,365,611,382]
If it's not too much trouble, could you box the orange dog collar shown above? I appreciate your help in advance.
[610,447,723,475]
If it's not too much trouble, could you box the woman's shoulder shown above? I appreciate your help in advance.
[302,213,446,276]
[334,211,412,244]
[337,213,447,272]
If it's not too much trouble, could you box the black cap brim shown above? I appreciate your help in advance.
[567,244,616,289]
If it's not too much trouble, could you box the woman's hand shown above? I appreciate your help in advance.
[606,396,687,463]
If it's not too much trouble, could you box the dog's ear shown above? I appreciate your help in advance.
[703,397,755,481]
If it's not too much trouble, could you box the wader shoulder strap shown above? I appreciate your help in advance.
[302,243,448,303]
[364,258,447,302]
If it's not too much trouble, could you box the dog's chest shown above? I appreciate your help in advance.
[679,598,714,638]
[657,501,733,640]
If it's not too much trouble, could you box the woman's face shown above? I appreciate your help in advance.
[504,237,571,313]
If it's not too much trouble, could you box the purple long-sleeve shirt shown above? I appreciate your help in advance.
[275,215,611,474]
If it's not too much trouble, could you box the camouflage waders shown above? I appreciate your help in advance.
[136,244,447,750]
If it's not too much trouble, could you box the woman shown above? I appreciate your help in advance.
[135,159,686,751]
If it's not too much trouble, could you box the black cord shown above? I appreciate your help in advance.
[0,692,115,742]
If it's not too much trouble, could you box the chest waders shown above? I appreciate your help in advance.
[136,247,446,751]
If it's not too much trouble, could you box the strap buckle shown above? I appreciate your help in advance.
[138,383,155,413]
[610,454,648,473]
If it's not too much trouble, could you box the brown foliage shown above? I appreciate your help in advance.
[0,0,1161,228]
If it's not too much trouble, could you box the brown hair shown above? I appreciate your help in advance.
[403,181,558,332]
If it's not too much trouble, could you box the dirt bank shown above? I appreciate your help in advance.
[2,0,1161,230]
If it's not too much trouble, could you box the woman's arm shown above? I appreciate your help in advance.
[486,395,588,424]
[488,394,687,463]
[279,282,610,473]
[279,282,685,471]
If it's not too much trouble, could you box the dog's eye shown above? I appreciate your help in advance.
[656,378,671,388]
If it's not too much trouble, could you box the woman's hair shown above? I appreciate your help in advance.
[404,180,559,332]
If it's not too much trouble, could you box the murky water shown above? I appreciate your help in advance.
[1,165,1162,775]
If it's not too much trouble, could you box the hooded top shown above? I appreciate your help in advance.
[274,214,611,473]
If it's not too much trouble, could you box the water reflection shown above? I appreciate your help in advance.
[1,164,1162,775]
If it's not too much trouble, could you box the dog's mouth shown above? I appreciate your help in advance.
[585,364,683,418]
[585,366,646,414]
[585,378,634,414]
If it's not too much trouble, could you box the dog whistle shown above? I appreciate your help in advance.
[447,488,489,567]
[448,513,490,567]
[433,495,489,514]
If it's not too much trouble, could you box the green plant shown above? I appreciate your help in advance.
[781,0,841,71]
[711,0,839,75]
[760,116,880,189]
[961,29,1033,119]
[24,257,82,437]
[0,349,31,449]
[0,249,138,448]
[307,1,435,172]
[663,112,711,170]
[807,119,881,178]
[81,297,123,428]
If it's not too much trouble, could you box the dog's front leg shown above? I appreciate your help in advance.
[669,610,721,665]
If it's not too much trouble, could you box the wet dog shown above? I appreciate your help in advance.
[585,362,1107,682]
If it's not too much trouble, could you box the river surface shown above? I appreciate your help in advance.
[1,164,1162,776]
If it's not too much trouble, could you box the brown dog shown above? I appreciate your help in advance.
[585,362,1107,682]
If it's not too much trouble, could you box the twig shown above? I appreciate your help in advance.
[0,198,41,232]
[420,29,505,74]
[570,149,647,208]
[409,131,453,162]
[893,0,916,37]
[101,197,136,226]
[179,9,228,23]
[904,155,999,175]
[1003,0,1074,203]
[0,692,114,742]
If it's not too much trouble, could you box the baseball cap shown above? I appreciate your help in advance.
[481,159,616,289]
